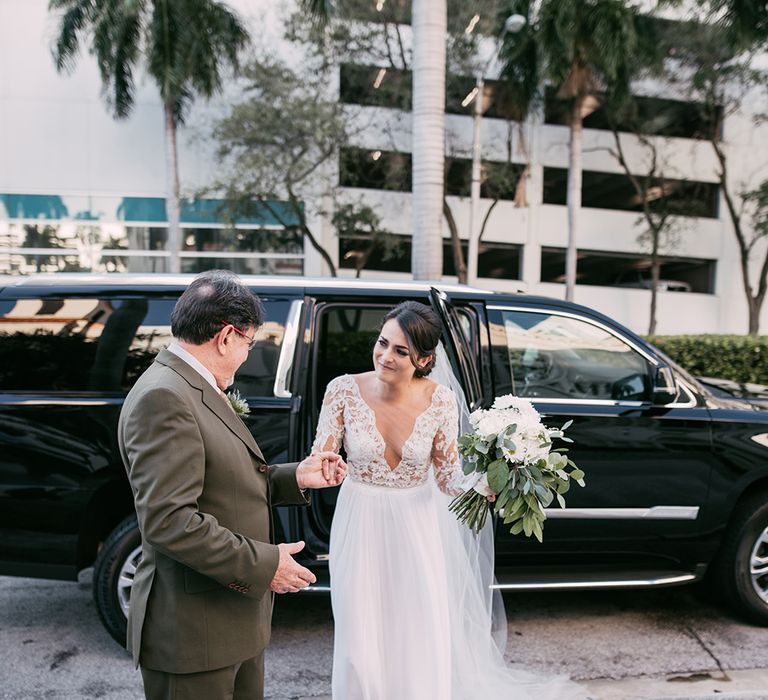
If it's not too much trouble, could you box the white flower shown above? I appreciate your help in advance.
[492,394,540,422]
[226,389,250,416]
[492,394,519,410]
[475,411,511,437]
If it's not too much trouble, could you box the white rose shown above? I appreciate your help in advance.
[476,412,509,437]
[492,394,519,410]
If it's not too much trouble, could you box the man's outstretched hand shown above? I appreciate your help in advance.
[296,451,346,489]
[270,541,316,594]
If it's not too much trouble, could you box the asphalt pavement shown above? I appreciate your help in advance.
[1,573,767,699]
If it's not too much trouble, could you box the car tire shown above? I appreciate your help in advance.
[93,515,142,646]
[715,493,768,625]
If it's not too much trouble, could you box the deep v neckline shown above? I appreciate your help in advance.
[349,375,438,472]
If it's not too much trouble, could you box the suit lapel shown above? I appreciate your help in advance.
[155,348,266,464]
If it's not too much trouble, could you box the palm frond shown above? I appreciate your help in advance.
[49,0,97,72]
[109,3,143,118]
[301,0,334,26]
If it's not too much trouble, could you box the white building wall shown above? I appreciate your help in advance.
[2,0,768,335]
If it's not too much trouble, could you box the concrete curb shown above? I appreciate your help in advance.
[582,667,768,700]
[277,668,768,700]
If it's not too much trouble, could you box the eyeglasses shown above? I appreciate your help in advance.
[220,321,257,350]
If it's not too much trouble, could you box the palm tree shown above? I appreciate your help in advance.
[301,0,447,280]
[410,0,447,280]
[705,0,768,48]
[49,0,249,274]
[499,0,641,300]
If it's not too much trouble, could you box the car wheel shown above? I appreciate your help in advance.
[93,515,142,646]
[716,493,768,625]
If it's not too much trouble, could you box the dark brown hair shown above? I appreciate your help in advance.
[382,301,441,378]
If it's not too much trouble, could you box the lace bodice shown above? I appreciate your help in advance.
[312,374,464,494]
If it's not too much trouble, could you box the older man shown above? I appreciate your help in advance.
[118,270,345,700]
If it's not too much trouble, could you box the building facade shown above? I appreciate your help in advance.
[1,0,767,335]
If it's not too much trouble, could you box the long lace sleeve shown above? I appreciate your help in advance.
[431,386,465,496]
[312,375,346,454]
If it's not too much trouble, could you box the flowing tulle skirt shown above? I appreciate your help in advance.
[329,477,588,700]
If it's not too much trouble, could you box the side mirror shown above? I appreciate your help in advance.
[652,365,678,405]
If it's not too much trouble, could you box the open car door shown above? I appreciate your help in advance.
[429,287,482,411]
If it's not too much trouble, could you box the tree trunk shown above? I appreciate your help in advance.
[565,97,583,301]
[709,133,765,335]
[411,0,446,280]
[649,235,660,336]
[443,198,466,283]
[749,298,760,336]
[271,192,338,276]
[164,101,182,274]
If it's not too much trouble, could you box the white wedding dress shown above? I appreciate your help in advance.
[313,374,587,700]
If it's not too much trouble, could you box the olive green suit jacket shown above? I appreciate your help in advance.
[117,348,308,673]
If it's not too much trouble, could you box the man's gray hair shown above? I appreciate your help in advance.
[171,270,264,344]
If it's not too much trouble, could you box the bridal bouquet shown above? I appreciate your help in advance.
[448,394,585,542]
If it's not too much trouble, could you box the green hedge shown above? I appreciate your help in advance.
[647,335,768,384]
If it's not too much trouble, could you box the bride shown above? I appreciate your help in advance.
[312,301,586,699]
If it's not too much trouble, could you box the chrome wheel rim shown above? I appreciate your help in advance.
[750,525,768,605]
[117,546,143,619]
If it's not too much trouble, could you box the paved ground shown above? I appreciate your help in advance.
[0,573,767,699]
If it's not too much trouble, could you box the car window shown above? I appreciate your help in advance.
[314,305,388,395]
[0,296,291,397]
[233,300,293,397]
[489,308,652,401]
[0,297,173,393]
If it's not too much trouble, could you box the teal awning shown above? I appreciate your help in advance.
[1,194,300,228]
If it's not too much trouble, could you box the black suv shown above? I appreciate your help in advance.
[1,274,767,646]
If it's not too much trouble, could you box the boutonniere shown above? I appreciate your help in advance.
[226,389,250,416]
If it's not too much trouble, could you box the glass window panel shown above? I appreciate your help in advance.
[181,227,302,255]
[339,148,520,201]
[180,256,303,276]
[339,64,411,110]
[338,234,521,280]
[544,86,721,140]
[340,0,410,24]
[543,167,719,219]
[490,309,651,401]
[540,247,715,294]
[339,148,412,191]
[124,227,168,251]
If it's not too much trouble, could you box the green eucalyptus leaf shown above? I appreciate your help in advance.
[488,459,510,494]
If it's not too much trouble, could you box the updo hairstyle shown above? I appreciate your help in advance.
[382,301,441,378]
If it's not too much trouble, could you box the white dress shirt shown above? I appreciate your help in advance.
[167,341,222,394]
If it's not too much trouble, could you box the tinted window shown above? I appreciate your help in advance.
[489,309,651,401]
[233,300,292,397]
[0,297,173,393]
[0,296,292,397]
[315,306,387,394]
